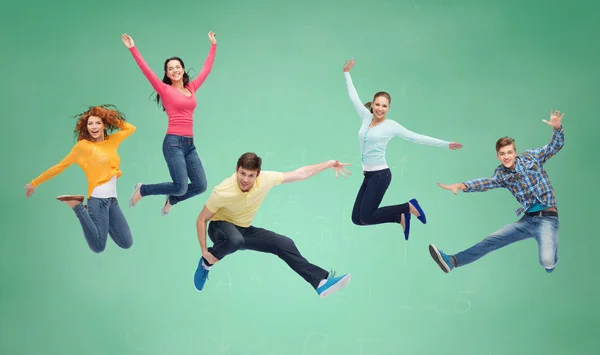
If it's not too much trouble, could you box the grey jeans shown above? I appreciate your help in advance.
[73,197,133,253]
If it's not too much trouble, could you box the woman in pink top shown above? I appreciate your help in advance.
[121,31,217,216]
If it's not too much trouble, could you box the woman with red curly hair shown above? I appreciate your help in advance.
[121,31,217,217]
[23,104,137,253]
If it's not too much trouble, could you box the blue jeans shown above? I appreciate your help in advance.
[351,168,409,225]
[73,197,133,253]
[140,134,207,205]
[453,214,559,270]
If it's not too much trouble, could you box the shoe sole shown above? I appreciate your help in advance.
[129,183,142,208]
[319,274,352,298]
[429,244,450,273]
[56,195,84,202]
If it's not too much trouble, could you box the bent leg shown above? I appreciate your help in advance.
[140,136,189,198]
[107,198,133,249]
[206,221,246,263]
[73,198,110,253]
[358,169,409,225]
[170,145,207,205]
[534,216,559,272]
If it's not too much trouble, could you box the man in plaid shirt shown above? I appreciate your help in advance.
[429,110,565,274]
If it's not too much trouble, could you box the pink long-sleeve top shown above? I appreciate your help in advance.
[128,44,216,137]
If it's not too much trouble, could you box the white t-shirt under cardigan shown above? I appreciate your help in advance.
[344,72,451,172]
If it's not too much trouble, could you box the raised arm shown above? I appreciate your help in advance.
[24,149,76,198]
[281,160,351,184]
[187,32,217,92]
[107,121,137,144]
[343,59,372,121]
[438,171,504,195]
[528,110,565,164]
[390,120,462,150]
[121,34,166,95]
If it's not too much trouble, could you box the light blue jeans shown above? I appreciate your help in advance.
[453,214,559,271]
[73,197,133,253]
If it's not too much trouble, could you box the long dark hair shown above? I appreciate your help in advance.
[155,56,191,111]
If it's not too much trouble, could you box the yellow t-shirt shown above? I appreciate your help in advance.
[205,170,284,227]
[31,122,136,198]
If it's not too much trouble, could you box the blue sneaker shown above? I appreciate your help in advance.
[429,244,454,273]
[546,267,555,273]
[409,198,427,224]
[316,271,351,298]
[194,258,210,291]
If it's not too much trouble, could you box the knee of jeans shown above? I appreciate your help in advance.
[351,214,363,226]
[539,253,557,269]
[90,244,106,254]
[229,235,244,250]
[121,238,133,250]
[172,181,188,196]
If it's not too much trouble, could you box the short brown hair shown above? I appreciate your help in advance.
[496,136,516,153]
[237,152,262,171]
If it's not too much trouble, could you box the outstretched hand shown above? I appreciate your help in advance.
[449,142,463,150]
[437,182,462,195]
[24,183,35,198]
[208,31,217,44]
[343,58,355,72]
[331,160,352,178]
[121,33,134,48]
[543,110,564,129]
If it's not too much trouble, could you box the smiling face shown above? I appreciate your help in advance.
[166,59,184,83]
[371,95,390,120]
[87,115,105,142]
[236,167,259,192]
[495,137,517,169]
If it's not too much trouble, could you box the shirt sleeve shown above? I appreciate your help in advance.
[389,120,451,148]
[187,44,217,93]
[463,170,505,192]
[30,147,77,187]
[526,127,565,165]
[261,171,285,189]
[344,72,373,122]
[107,121,137,145]
[205,190,224,214]
[128,46,167,95]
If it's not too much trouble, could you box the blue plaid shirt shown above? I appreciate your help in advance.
[463,127,565,216]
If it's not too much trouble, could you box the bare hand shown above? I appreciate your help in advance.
[449,142,463,150]
[202,249,219,264]
[121,33,135,48]
[543,110,564,129]
[330,160,352,178]
[343,58,355,72]
[208,31,217,44]
[24,183,35,198]
[437,182,461,195]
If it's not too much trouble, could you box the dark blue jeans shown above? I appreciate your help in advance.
[351,168,410,226]
[206,221,329,289]
[140,134,207,205]
[73,197,133,253]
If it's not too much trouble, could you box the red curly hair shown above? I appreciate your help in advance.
[73,104,128,141]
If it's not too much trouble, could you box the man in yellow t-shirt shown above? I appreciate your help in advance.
[194,152,352,298]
